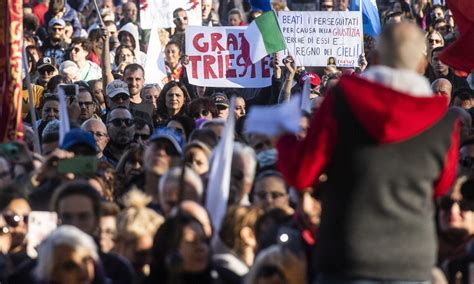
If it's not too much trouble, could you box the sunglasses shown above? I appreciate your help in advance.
[110,118,134,127]
[3,213,29,227]
[192,110,210,119]
[429,39,441,44]
[111,94,129,102]
[0,225,9,236]
[438,197,474,211]
[39,68,55,75]
[255,191,286,200]
[134,133,150,140]
[71,47,82,53]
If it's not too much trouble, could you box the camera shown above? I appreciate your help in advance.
[57,84,79,97]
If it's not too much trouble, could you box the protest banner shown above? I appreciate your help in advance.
[278,11,363,67]
[140,0,202,30]
[144,23,167,87]
[185,26,273,88]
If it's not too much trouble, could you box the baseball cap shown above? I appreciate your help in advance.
[60,129,97,153]
[212,93,230,108]
[37,57,57,70]
[48,18,66,28]
[149,127,184,155]
[106,79,130,98]
[300,72,321,87]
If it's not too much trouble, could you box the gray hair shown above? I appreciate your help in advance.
[158,166,204,201]
[377,22,427,71]
[233,142,257,184]
[35,225,98,281]
[42,120,60,140]
[81,118,107,132]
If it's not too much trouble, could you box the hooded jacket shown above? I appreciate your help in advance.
[276,71,460,281]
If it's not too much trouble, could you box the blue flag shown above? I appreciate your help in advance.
[350,0,381,37]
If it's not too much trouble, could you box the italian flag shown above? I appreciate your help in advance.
[243,11,286,64]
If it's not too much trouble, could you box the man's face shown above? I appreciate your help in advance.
[124,69,144,97]
[70,43,89,63]
[49,24,64,41]
[320,0,333,11]
[134,124,151,145]
[228,14,241,26]
[427,33,443,50]
[143,139,179,176]
[108,93,130,109]
[123,2,138,23]
[58,194,97,236]
[82,120,109,154]
[431,51,449,76]
[141,86,160,110]
[334,0,348,11]
[174,10,188,31]
[77,91,96,122]
[253,176,289,209]
[107,108,135,146]
[202,0,212,20]
[39,66,58,84]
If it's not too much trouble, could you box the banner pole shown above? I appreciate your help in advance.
[22,48,41,154]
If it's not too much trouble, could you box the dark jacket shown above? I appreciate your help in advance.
[277,74,460,281]
[44,3,82,38]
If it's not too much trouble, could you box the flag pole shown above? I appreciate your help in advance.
[22,48,41,154]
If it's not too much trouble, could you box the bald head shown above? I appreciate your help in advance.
[432,78,453,104]
[377,22,427,72]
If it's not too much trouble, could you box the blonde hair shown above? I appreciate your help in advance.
[116,189,164,241]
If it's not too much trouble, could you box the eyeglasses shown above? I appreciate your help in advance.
[3,214,29,228]
[110,118,134,127]
[192,110,210,119]
[52,27,64,31]
[460,157,474,169]
[88,131,108,138]
[134,133,150,140]
[255,191,287,200]
[0,225,9,236]
[438,197,474,211]
[79,101,94,107]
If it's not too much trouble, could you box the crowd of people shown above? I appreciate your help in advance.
[1,0,474,283]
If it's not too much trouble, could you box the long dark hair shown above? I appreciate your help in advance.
[156,81,191,121]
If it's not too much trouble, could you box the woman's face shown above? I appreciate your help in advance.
[185,147,209,175]
[165,86,185,113]
[52,245,95,284]
[3,198,31,249]
[228,14,242,26]
[118,48,135,64]
[124,157,143,177]
[427,33,443,50]
[165,44,181,66]
[179,222,209,273]
[234,97,246,119]
[41,100,60,122]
